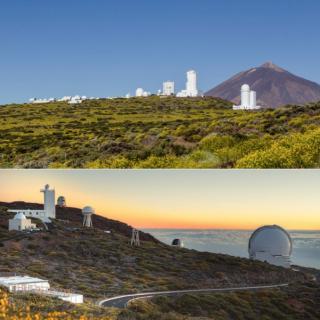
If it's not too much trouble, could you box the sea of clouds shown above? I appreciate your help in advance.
[144,229,320,269]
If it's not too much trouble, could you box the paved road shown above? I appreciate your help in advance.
[99,283,288,308]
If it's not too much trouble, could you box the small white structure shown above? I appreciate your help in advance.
[177,70,200,97]
[125,93,131,99]
[248,225,292,268]
[58,96,72,102]
[171,239,184,248]
[9,184,56,223]
[162,81,175,96]
[136,88,144,97]
[131,229,140,246]
[68,95,83,104]
[41,290,83,304]
[82,206,94,228]
[8,213,36,231]
[57,196,66,207]
[0,275,83,303]
[233,84,261,110]
[136,88,150,97]
[29,98,54,104]
[0,276,50,292]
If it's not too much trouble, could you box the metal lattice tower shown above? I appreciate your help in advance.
[131,229,140,246]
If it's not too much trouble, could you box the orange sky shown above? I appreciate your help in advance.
[0,170,319,230]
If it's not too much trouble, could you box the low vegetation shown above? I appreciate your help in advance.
[1,204,318,319]
[124,282,320,320]
[1,97,320,168]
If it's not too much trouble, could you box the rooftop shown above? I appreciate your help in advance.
[0,276,48,286]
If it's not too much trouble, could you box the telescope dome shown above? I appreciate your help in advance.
[82,206,95,215]
[172,239,184,248]
[249,225,292,257]
[14,212,27,220]
[241,84,250,91]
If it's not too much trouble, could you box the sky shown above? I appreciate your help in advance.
[0,170,319,230]
[0,0,320,104]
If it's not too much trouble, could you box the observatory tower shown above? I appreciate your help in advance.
[82,206,94,228]
[248,225,292,268]
[41,184,56,220]
[233,84,261,110]
[177,70,200,97]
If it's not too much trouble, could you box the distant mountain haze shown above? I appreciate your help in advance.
[205,62,320,108]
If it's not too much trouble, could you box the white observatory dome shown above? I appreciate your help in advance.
[14,212,27,220]
[82,206,95,214]
[241,84,250,91]
[57,196,66,207]
[249,225,292,258]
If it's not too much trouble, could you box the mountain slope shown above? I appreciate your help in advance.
[2,97,320,168]
[0,204,318,319]
[205,62,320,108]
[0,204,306,301]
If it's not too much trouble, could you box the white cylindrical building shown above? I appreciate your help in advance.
[41,184,56,220]
[249,90,257,109]
[186,70,198,96]
[82,206,94,228]
[135,88,144,97]
[248,225,292,268]
[241,84,250,108]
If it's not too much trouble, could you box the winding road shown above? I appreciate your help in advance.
[99,283,289,308]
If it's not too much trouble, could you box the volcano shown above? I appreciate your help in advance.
[205,62,320,108]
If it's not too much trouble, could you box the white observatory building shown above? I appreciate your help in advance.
[57,196,66,207]
[135,88,150,97]
[8,184,56,223]
[171,239,184,248]
[82,206,94,228]
[177,70,200,97]
[248,225,292,268]
[233,84,261,110]
[8,212,36,231]
[162,81,175,96]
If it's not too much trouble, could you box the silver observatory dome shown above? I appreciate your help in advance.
[249,225,292,258]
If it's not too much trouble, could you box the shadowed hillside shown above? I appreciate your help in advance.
[0,204,318,319]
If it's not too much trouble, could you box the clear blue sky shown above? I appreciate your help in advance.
[1,0,319,104]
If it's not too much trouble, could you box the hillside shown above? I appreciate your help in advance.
[0,204,318,319]
[205,62,320,108]
[1,97,320,168]
[124,283,320,320]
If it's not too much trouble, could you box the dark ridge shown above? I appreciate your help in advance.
[0,201,158,242]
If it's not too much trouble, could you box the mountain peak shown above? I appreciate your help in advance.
[205,63,320,108]
[260,61,285,72]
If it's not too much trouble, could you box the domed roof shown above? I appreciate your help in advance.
[172,239,184,247]
[241,84,250,91]
[14,212,27,220]
[82,206,95,214]
[249,225,292,257]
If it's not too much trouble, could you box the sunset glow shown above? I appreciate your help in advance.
[0,170,319,230]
